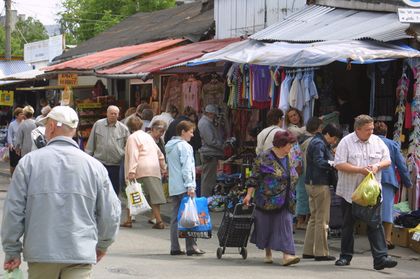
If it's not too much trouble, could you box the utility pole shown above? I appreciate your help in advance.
[5,0,12,59]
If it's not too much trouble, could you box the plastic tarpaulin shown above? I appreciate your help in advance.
[187,39,420,67]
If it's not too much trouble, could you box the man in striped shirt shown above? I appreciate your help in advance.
[334,114,397,271]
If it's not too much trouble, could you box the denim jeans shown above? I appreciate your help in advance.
[340,198,388,265]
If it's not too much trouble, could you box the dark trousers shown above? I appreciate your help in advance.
[104,165,121,196]
[340,198,388,265]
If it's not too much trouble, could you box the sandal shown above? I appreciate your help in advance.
[120,221,132,228]
[152,222,165,229]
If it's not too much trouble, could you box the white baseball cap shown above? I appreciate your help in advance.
[38,106,79,129]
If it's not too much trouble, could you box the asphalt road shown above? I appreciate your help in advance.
[0,170,419,278]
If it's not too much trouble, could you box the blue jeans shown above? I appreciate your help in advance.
[340,198,388,265]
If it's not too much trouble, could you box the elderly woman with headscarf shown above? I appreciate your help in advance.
[243,130,300,266]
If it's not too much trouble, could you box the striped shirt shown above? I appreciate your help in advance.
[334,132,390,203]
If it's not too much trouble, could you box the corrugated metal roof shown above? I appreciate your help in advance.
[0,60,33,78]
[250,5,412,42]
[0,69,44,81]
[97,38,241,76]
[44,39,187,72]
[54,1,214,62]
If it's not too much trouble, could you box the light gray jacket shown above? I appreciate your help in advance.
[197,115,223,157]
[1,136,121,264]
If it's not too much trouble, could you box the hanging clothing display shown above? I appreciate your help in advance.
[182,77,202,112]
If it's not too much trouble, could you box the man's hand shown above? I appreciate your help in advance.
[96,250,106,263]
[359,167,370,176]
[4,258,21,271]
[367,164,380,174]
[128,173,136,180]
[187,189,195,197]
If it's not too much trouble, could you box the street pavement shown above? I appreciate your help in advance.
[0,160,419,278]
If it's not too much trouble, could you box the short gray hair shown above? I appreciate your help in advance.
[354,114,373,130]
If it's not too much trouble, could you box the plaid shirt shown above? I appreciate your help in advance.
[334,132,390,203]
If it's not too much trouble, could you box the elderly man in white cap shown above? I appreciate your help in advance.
[1,106,121,279]
[197,104,224,197]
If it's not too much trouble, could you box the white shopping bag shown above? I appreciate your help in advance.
[179,197,200,228]
[125,180,151,215]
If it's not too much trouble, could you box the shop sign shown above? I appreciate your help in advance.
[0,90,14,106]
[58,73,78,86]
[403,0,420,8]
[398,8,420,22]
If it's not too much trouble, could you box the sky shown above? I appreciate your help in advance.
[8,0,63,25]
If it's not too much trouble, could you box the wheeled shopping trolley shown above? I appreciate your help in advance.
[216,203,255,259]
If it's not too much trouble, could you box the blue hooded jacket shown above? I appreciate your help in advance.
[165,137,196,196]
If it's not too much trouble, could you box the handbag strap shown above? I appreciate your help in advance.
[263,127,278,146]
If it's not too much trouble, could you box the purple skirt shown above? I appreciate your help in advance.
[250,208,296,255]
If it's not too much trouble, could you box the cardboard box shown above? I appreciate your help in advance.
[409,232,420,254]
[354,220,367,235]
[391,226,410,248]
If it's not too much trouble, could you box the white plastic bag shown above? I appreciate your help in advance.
[179,197,200,228]
[125,180,151,215]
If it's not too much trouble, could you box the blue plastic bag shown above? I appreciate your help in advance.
[177,196,212,239]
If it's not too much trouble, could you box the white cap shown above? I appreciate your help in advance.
[38,106,79,129]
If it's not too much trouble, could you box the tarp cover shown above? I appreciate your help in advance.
[187,39,420,67]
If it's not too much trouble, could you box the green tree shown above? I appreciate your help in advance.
[0,17,48,56]
[59,0,176,43]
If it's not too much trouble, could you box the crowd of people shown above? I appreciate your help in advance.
[245,109,409,270]
[0,101,411,277]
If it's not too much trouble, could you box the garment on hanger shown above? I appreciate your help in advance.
[289,71,304,111]
[250,65,271,109]
[162,76,183,112]
[374,62,396,120]
[279,72,293,112]
[182,76,202,112]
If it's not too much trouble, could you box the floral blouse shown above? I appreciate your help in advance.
[246,148,299,213]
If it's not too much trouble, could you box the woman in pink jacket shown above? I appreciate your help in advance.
[125,119,167,229]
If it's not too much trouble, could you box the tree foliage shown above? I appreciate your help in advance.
[0,17,48,56]
[59,0,176,44]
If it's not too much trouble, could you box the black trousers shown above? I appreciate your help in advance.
[339,198,388,265]
[104,164,121,196]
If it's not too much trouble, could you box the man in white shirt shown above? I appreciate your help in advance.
[334,114,396,270]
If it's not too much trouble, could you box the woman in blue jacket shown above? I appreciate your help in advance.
[374,122,412,249]
[165,120,205,256]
